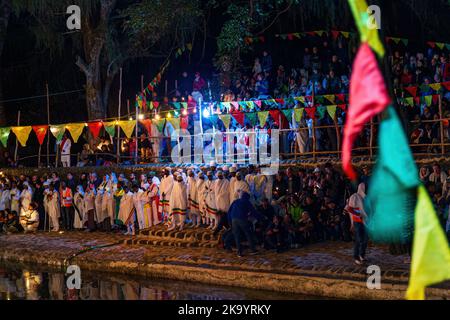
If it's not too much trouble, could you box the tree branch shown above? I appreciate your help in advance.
[255,0,293,36]
[75,55,91,77]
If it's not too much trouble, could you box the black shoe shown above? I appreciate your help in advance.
[249,250,258,256]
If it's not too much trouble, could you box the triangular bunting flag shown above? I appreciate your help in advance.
[295,96,306,104]
[316,106,327,119]
[118,120,136,139]
[336,94,346,102]
[327,105,337,120]
[246,113,258,127]
[305,107,316,120]
[153,119,166,133]
[219,114,231,129]
[324,95,336,104]
[88,122,103,140]
[167,117,180,131]
[401,38,409,46]
[32,125,48,145]
[269,110,281,127]
[210,115,219,128]
[405,97,414,106]
[341,31,350,38]
[103,121,116,138]
[180,116,189,130]
[429,83,441,91]
[231,110,245,126]
[0,127,10,147]
[331,30,340,39]
[348,0,385,57]
[432,95,439,105]
[258,111,269,127]
[342,43,391,180]
[294,108,304,123]
[65,123,85,143]
[404,86,418,97]
[441,81,450,91]
[140,119,152,135]
[11,126,32,147]
[424,95,432,107]
[436,42,445,50]
[281,109,293,122]
[50,125,66,142]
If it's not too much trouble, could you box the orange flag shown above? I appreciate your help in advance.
[32,125,48,145]
[342,43,391,180]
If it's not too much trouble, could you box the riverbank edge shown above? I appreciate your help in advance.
[0,248,448,300]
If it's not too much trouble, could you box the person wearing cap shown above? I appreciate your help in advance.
[143,177,161,228]
[196,172,207,227]
[214,171,230,231]
[204,171,218,229]
[187,170,201,227]
[168,174,188,231]
[43,183,60,232]
[222,166,230,179]
[159,168,174,225]
[230,171,250,203]
[228,167,237,203]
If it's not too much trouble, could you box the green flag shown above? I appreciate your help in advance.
[103,121,116,138]
[282,109,293,122]
[50,125,66,142]
[316,106,327,120]
[406,185,450,300]
[210,115,219,128]
[0,127,10,147]
[327,105,337,120]
[246,113,258,127]
[366,107,420,243]
[153,119,166,133]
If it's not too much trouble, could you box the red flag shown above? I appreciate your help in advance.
[231,110,245,126]
[427,41,436,48]
[342,43,391,180]
[338,104,347,111]
[432,94,440,105]
[442,81,450,91]
[152,101,160,109]
[305,107,316,120]
[404,86,418,97]
[88,122,103,140]
[140,119,152,135]
[269,110,281,127]
[32,125,48,145]
[331,30,340,39]
[336,94,346,102]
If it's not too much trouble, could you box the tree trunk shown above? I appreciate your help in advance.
[0,0,11,126]
[75,0,117,121]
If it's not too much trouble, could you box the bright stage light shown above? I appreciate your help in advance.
[167,113,172,119]
[138,114,145,120]
[129,117,133,121]
[155,114,161,120]
[182,109,188,116]
[203,108,210,118]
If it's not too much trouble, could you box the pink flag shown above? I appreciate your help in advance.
[342,43,391,180]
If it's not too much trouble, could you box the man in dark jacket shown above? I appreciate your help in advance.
[227,191,260,257]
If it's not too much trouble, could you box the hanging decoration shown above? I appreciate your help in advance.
[32,125,48,146]
[50,125,66,142]
[65,123,85,143]
[11,126,32,147]
[88,122,103,140]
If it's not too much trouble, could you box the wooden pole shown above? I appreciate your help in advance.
[333,114,341,158]
[127,99,130,116]
[117,68,123,164]
[46,83,50,167]
[14,110,20,163]
[439,94,445,155]
[312,84,316,162]
[165,80,168,96]
[135,105,139,164]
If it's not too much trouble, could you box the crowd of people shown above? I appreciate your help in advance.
[1,162,449,262]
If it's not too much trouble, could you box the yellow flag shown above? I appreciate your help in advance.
[65,123,85,143]
[11,126,32,147]
[118,121,136,139]
[406,185,450,300]
[348,0,385,57]
[294,108,304,123]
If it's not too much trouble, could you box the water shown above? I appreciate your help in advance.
[0,262,316,300]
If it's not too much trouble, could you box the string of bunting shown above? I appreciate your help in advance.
[245,30,450,50]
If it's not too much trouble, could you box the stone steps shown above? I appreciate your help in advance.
[122,224,222,249]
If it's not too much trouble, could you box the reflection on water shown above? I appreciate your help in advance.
[0,263,313,300]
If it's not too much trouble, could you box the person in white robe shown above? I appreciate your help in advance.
[143,179,160,228]
[0,184,10,211]
[214,171,230,230]
[230,171,250,203]
[9,183,20,213]
[150,121,162,163]
[19,203,39,232]
[73,185,86,229]
[84,186,97,231]
[132,184,145,231]
[159,168,174,224]
[253,168,268,205]
[204,171,217,229]
[168,174,188,231]
[187,170,200,227]
[196,172,207,227]
[44,184,60,232]
[118,186,134,227]
[95,188,104,225]
[60,134,72,168]
[228,167,237,204]
[19,182,33,217]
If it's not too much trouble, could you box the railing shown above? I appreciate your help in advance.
[10,96,449,168]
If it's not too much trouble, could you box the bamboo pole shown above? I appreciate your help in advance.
[333,114,341,158]
[439,94,445,155]
[369,117,374,159]
[14,110,20,163]
[46,83,50,167]
[312,84,316,162]
[135,105,139,164]
[117,68,122,164]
